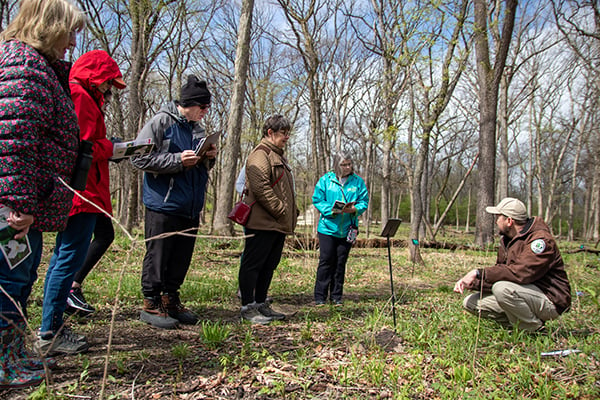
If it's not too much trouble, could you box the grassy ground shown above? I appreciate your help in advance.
[4,225,600,399]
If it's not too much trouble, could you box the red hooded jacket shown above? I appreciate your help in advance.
[68,50,124,216]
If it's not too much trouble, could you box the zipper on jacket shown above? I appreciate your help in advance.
[190,167,196,219]
[163,177,174,203]
[190,133,197,219]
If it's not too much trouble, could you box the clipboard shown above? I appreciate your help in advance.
[380,218,402,237]
[194,132,220,157]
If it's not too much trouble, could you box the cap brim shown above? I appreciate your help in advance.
[485,206,500,215]
[112,77,126,89]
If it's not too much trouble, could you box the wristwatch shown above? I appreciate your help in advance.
[475,269,481,279]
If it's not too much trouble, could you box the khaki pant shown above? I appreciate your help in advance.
[463,281,559,332]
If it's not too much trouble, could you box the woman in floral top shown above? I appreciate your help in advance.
[0,0,85,389]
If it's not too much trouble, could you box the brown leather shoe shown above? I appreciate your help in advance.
[140,297,178,329]
[161,293,199,325]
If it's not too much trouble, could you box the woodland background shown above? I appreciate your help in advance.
[1,2,600,399]
[1,0,599,256]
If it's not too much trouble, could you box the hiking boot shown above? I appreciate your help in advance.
[161,293,199,325]
[140,297,178,329]
[257,302,285,320]
[0,326,45,389]
[240,305,273,325]
[66,287,95,315]
[34,327,89,356]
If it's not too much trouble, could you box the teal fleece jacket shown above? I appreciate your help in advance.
[312,171,369,238]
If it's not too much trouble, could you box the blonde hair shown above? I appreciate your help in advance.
[0,0,86,62]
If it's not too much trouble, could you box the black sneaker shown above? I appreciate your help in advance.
[67,287,95,315]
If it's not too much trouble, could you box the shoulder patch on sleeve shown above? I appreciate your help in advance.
[531,239,546,254]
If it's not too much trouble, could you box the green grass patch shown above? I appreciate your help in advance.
[16,227,600,399]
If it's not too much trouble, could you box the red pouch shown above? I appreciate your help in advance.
[228,200,253,226]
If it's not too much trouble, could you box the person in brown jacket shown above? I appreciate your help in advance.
[238,115,298,324]
[454,197,571,332]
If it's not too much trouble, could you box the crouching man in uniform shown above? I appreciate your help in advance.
[454,197,571,332]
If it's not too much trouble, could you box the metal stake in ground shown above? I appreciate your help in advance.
[380,219,402,333]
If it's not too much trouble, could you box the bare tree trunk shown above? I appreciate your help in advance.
[408,0,469,260]
[433,154,478,237]
[534,115,544,217]
[592,146,600,242]
[568,130,584,240]
[409,134,427,264]
[465,186,471,233]
[497,72,510,200]
[527,109,534,216]
[473,0,518,247]
[213,0,254,236]
[124,0,150,230]
[381,138,391,225]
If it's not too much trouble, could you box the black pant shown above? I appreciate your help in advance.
[238,228,285,306]
[141,209,198,297]
[314,233,352,302]
[73,213,114,285]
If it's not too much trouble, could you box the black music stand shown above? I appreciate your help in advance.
[380,218,402,332]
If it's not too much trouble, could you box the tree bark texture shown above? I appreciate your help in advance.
[473,0,518,247]
[213,0,254,236]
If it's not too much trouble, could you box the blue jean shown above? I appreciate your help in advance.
[40,213,96,335]
[0,229,43,328]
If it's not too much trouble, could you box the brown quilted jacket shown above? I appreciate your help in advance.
[244,139,297,234]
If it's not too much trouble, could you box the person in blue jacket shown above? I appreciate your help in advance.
[131,75,217,329]
[312,154,369,306]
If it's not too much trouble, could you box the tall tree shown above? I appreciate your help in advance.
[212,0,255,236]
[496,1,557,199]
[275,0,342,180]
[348,0,423,226]
[473,0,518,247]
[408,0,470,262]
[553,0,600,241]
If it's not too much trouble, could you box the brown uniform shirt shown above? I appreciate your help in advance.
[469,217,571,314]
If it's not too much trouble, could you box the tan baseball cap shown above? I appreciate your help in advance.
[485,197,528,221]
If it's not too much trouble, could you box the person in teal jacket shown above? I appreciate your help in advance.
[312,154,369,305]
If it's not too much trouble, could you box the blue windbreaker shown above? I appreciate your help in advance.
[131,102,212,219]
[312,171,369,238]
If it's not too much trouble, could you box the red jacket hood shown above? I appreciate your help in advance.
[70,50,124,105]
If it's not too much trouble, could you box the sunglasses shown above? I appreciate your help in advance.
[198,104,211,110]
